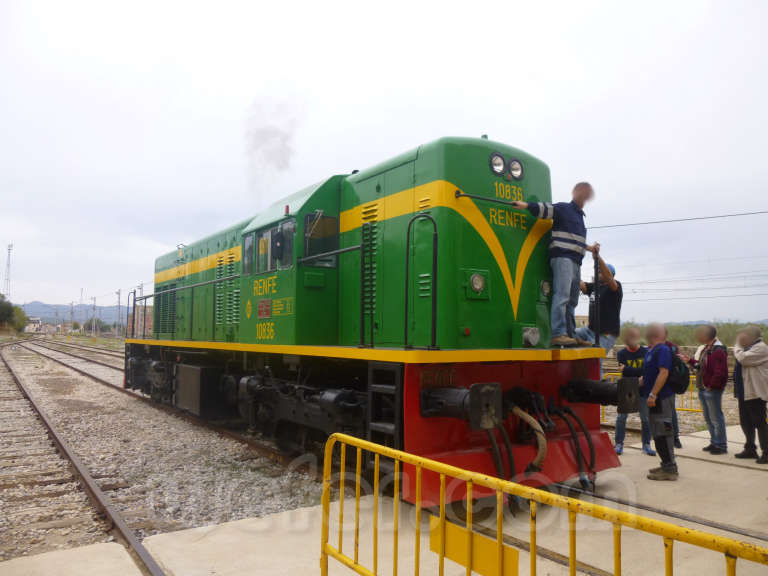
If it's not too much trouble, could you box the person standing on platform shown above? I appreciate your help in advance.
[733,326,768,463]
[662,328,683,448]
[614,327,655,456]
[511,182,598,347]
[679,325,728,454]
[642,323,678,481]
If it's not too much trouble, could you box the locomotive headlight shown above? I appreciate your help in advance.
[541,280,552,297]
[509,159,523,180]
[489,153,505,175]
[470,273,485,293]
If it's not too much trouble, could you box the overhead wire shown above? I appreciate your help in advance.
[588,209,768,230]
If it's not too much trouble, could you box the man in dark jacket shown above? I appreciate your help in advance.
[512,182,597,347]
[575,256,622,351]
[679,325,729,454]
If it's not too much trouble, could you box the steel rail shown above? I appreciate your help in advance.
[552,482,768,543]
[46,339,124,358]
[0,351,166,576]
[28,341,123,371]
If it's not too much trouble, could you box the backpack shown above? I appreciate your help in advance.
[654,343,690,394]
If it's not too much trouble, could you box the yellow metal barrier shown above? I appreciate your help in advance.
[601,373,701,424]
[320,432,768,576]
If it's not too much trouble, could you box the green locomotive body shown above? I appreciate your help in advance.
[147,136,554,350]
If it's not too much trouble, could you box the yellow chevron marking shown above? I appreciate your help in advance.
[340,180,552,318]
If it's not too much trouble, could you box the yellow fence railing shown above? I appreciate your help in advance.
[601,373,702,424]
[320,433,768,576]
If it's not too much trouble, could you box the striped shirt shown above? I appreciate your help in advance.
[527,200,587,263]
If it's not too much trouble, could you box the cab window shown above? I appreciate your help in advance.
[256,220,295,274]
[304,213,338,267]
[243,233,254,275]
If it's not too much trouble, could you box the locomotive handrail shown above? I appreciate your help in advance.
[127,289,136,339]
[592,250,601,347]
[403,213,438,349]
[455,189,522,208]
[297,244,361,264]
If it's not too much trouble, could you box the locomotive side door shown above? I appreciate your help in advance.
[406,217,437,348]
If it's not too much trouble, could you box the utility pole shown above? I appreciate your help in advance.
[4,243,12,299]
[116,289,121,337]
[69,302,74,335]
[91,297,96,337]
[80,288,84,327]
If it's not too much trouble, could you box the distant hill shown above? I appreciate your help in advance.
[21,301,124,325]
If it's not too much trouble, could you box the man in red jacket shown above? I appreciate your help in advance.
[679,325,729,454]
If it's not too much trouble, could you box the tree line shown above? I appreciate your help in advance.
[620,321,768,347]
[0,295,29,333]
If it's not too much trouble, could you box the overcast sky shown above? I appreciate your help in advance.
[1,1,767,323]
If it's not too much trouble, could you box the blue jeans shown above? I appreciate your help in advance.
[550,257,581,338]
[699,388,727,450]
[574,327,616,354]
[616,399,652,446]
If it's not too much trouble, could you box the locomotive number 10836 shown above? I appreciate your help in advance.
[493,181,523,201]
[256,321,275,340]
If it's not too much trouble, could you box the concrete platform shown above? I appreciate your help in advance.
[7,426,767,576]
[0,542,143,576]
[143,428,768,576]
[629,424,768,471]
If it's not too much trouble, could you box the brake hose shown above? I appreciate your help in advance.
[497,424,516,480]
[511,406,547,472]
[485,429,505,481]
[552,408,589,489]
[563,406,596,478]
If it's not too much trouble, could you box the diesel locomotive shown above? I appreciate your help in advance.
[126,136,631,506]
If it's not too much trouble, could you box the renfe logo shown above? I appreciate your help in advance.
[253,275,277,296]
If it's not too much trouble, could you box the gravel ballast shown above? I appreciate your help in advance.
[3,346,322,542]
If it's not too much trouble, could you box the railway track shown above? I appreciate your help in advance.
[0,352,164,574]
[42,338,124,359]
[28,340,124,372]
[2,343,320,539]
[17,341,311,470]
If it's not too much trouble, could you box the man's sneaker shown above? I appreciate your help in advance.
[575,338,593,347]
[647,468,679,481]
[757,454,768,464]
[702,444,714,452]
[550,335,578,347]
[709,447,727,455]
[614,443,623,455]
[642,444,657,456]
[648,466,664,474]
[735,449,758,459]
[674,438,682,449]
